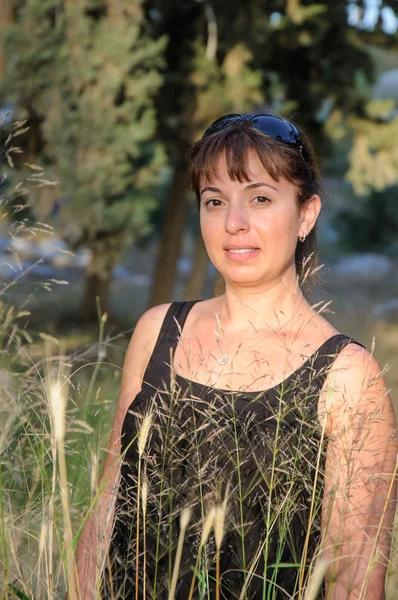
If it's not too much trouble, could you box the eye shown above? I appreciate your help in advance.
[204,198,224,208]
[252,196,271,205]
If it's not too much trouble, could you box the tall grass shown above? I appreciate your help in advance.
[1,269,397,598]
[0,118,123,598]
[101,353,396,599]
[1,119,397,600]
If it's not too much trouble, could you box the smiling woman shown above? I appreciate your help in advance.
[188,115,323,297]
[197,151,319,292]
[71,115,397,600]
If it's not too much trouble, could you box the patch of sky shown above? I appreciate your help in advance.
[381,7,398,34]
[148,8,161,22]
[347,0,397,33]
[0,104,14,126]
[270,12,282,27]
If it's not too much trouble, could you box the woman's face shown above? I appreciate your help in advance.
[199,151,319,291]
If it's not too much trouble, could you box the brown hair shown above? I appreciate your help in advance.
[186,120,323,295]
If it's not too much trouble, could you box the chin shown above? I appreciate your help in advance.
[223,271,270,286]
[222,265,294,288]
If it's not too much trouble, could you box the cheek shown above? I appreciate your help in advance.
[200,212,217,242]
[200,215,224,264]
[277,202,302,230]
[257,208,300,239]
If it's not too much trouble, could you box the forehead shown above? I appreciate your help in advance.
[199,150,289,189]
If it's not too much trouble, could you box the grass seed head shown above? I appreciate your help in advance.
[90,449,98,495]
[214,483,230,550]
[49,380,66,442]
[138,411,153,458]
[214,503,227,550]
[303,557,329,600]
[200,506,215,548]
[180,506,192,531]
[141,477,149,519]
[39,520,48,558]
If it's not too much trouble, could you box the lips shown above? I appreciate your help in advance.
[227,248,258,254]
[224,244,259,251]
[224,245,260,262]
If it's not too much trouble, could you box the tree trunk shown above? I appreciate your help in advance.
[80,251,115,322]
[0,0,15,79]
[148,157,189,307]
[182,235,209,300]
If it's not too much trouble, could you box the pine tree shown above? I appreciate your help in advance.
[1,0,166,320]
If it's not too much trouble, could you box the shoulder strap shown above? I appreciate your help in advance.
[301,333,366,395]
[274,334,366,422]
[140,300,199,398]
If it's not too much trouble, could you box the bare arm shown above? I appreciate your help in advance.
[321,345,398,600]
[68,304,170,600]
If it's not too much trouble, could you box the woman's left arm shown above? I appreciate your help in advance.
[321,344,398,600]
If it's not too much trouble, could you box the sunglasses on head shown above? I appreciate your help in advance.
[202,113,308,162]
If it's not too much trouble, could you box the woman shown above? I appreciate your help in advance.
[72,114,397,600]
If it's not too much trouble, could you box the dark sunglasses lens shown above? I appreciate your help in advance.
[202,114,243,137]
[249,115,302,145]
[202,113,307,161]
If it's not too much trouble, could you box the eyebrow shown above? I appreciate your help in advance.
[200,181,279,196]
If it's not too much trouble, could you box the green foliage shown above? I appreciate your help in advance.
[2,0,167,275]
[183,41,264,141]
[325,99,398,196]
[2,0,398,284]
[1,0,63,110]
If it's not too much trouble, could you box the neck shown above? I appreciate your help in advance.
[219,273,308,336]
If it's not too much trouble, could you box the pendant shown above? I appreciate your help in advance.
[218,356,227,366]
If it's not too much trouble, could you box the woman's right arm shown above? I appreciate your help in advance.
[68,304,170,600]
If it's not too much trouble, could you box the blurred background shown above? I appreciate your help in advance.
[0,0,398,400]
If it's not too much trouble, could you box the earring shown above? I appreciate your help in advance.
[298,233,306,242]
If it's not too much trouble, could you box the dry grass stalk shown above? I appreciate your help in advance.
[49,381,66,443]
[38,519,48,591]
[3,275,397,600]
[188,506,216,600]
[141,478,148,519]
[48,378,77,600]
[136,411,153,600]
[138,412,153,458]
[298,415,328,598]
[214,484,229,551]
[168,506,192,600]
[302,557,329,600]
[214,485,229,600]
[141,475,149,600]
[200,506,216,549]
[214,505,225,600]
[90,449,99,498]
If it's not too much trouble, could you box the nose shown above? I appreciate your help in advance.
[224,204,250,234]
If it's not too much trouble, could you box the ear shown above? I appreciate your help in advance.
[299,194,321,237]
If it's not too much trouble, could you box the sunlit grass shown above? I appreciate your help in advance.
[1,118,397,600]
[1,257,398,599]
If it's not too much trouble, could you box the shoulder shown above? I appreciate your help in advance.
[116,304,172,411]
[126,303,172,369]
[134,303,173,339]
[328,341,384,397]
[323,341,395,436]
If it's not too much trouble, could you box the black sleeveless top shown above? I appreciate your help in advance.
[103,301,364,600]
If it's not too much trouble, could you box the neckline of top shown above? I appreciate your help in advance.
[171,300,348,396]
